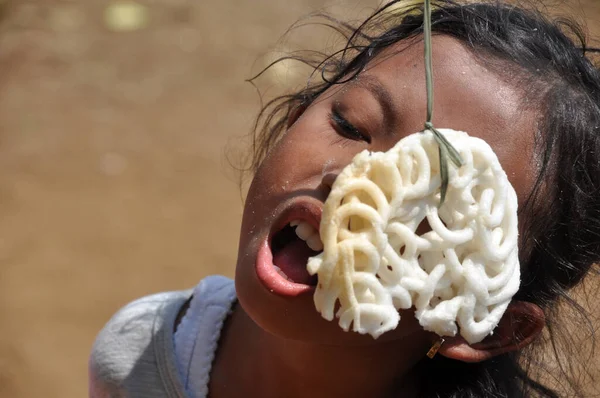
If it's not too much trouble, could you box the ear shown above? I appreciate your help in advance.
[287,102,307,128]
[437,301,545,363]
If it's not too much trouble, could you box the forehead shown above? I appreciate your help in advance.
[359,35,537,203]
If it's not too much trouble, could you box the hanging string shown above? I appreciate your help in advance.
[422,0,464,205]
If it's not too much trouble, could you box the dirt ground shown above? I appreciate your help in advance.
[1,1,599,397]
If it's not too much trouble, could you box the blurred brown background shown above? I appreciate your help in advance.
[0,1,598,397]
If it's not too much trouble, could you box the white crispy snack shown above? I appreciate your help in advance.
[307,129,520,344]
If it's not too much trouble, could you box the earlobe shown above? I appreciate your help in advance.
[436,301,545,363]
[287,102,307,128]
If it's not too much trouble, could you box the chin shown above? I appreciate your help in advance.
[234,196,423,345]
[235,248,421,346]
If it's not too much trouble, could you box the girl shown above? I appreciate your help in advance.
[89,1,600,397]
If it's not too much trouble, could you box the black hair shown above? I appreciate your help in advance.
[245,1,600,396]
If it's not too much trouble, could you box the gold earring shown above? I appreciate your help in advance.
[426,338,446,359]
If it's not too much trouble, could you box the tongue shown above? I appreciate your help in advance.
[273,239,319,285]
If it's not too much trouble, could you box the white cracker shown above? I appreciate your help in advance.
[307,129,520,344]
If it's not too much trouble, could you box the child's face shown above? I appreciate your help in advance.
[235,35,537,345]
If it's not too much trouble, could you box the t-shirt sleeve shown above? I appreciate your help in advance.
[88,291,190,398]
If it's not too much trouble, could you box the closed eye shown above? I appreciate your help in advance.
[330,107,371,144]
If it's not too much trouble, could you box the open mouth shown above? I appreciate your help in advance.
[255,201,324,296]
[270,219,323,286]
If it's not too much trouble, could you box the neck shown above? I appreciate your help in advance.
[209,306,428,398]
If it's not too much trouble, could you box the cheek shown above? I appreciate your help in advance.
[486,125,537,209]
[503,159,536,208]
[259,116,359,182]
[239,120,332,234]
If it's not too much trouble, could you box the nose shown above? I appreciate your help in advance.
[322,173,338,190]
[315,172,339,202]
[316,151,360,201]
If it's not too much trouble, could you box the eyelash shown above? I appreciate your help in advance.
[330,107,371,144]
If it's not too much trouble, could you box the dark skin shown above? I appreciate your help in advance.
[207,36,545,398]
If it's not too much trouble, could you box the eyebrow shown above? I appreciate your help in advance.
[348,74,397,134]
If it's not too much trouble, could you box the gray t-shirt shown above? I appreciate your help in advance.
[89,275,236,398]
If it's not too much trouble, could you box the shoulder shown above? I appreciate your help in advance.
[88,289,192,397]
[173,276,237,397]
[88,275,236,398]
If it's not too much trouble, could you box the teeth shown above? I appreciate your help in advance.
[295,222,315,240]
[289,219,324,252]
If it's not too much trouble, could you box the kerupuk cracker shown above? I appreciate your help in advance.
[307,129,520,344]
